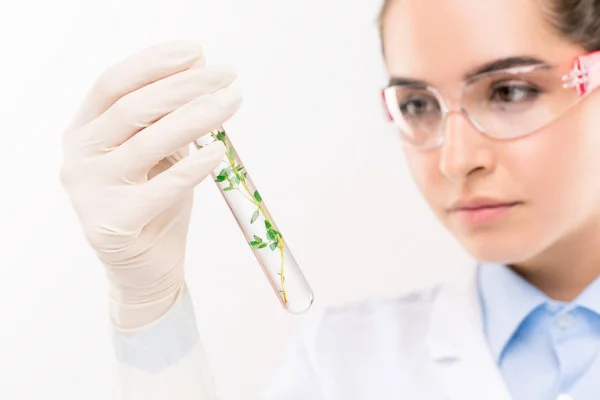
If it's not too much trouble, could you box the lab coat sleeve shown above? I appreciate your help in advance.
[111,284,325,400]
[111,284,219,400]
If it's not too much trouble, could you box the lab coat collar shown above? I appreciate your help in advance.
[426,264,513,400]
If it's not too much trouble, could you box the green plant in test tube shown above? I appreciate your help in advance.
[211,130,288,304]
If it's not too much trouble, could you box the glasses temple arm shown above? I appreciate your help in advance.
[563,50,600,96]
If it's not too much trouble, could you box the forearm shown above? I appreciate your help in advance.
[111,284,219,400]
[109,283,325,400]
[109,286,182,331]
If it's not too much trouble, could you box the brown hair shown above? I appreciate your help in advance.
[378,0,600,52]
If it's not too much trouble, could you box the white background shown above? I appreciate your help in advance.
[0,1,473,399]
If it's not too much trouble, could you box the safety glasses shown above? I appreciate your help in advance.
[381,51,600,150]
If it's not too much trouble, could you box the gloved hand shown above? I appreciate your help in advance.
[59,42,242,330]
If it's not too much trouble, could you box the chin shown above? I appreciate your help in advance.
[456,229,545,265]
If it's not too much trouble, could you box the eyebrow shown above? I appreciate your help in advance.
[388,56,551,87]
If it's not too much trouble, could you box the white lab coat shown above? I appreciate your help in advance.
[112,265,514,400]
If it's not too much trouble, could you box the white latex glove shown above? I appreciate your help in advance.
[59,41,242,330]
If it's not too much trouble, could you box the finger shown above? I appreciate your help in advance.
[85,65,237,152]
[66,41,205,132]
[131,140,226,228]
[113,83,242,181]
[148,143,190,181]
[164,144,190,166]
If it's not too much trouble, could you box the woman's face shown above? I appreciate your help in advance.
[382,0,600,265]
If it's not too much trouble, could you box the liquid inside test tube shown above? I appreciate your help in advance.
[194,127,314,314]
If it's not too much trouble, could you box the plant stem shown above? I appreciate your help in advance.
[229,180,256,204]
[213,131,288,304]
[278,239,287,304]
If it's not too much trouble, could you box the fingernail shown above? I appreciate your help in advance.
[199,140,226,158]
[189,56,207,69]
[216,65,237,81]
[201,65,237,84]
[215,84,243,108]
[167,41,204,63]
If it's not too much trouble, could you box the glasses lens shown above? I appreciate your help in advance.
[463,66,581,139]
[385,86,444,148]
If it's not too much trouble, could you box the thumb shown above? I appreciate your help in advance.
[134,140,226,226]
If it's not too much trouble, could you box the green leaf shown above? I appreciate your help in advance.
[258,243,268,249]
[216,131,226,141]
[233,175,240,184]
[223,186,234,191]
[253,235,263,243]
[253,190,262,203]
[250,209,260,224]
[236,165,245,172]
[228,148,236,160]
[243,172,248,179]
[266,230,275,241]
[269,242,278,250]
[215,168,229,182]
[249,241,258,247]
[265,220,272,229]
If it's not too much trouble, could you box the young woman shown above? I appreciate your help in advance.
[59,0,600,399]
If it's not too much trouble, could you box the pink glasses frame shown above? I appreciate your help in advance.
[562,50,600,96]
[381,50,600,122]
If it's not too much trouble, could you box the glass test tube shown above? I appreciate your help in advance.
[193,126,314,314]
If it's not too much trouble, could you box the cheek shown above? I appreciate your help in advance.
[573,99,600,208]
[403,146,445,209]
[505,105,600,224]
[507,132,571,202]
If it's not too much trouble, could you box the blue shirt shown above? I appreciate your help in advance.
[478,263,600,400]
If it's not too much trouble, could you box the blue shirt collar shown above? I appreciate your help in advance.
[478,262,548,361]
[573,272,600,317]
[478,262,600,362]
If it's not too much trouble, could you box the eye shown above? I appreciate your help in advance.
[399,94,440,118]
[489,81,542,104]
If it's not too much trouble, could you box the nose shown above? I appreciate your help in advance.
[439,110,495,183]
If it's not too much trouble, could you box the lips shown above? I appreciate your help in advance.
[448,198,523,225]
[449,198,521,211]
